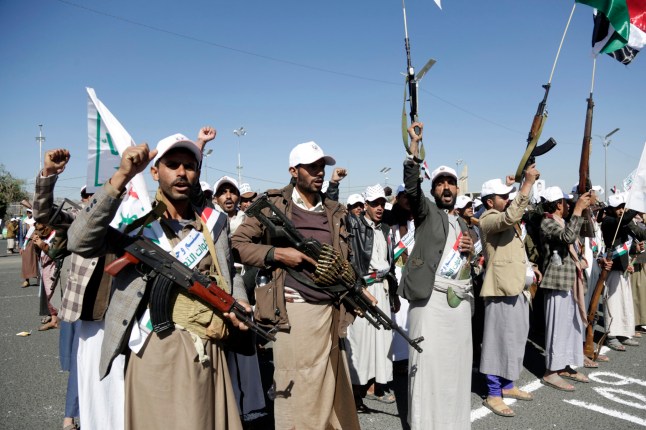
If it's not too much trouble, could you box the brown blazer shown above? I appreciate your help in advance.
[479,192,531,297]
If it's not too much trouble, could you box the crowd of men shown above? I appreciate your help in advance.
[13,121,646,430]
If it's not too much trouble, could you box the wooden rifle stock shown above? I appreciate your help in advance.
[578,94,595,238]
[584,266,609,359]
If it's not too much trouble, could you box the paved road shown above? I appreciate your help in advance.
[1,238,645,429]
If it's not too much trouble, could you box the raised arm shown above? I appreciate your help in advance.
[33,148,74,225]
[404,122,430,223]
[67,144,156,258]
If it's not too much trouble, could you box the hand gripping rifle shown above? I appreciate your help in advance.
[401,0,436,161]
[245,194,424,352]
[105,229,277,343]
[513,83,558,182]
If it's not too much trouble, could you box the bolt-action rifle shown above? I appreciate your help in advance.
[576,93,596,238]
[245,194,424,352]
[105,229,277,343]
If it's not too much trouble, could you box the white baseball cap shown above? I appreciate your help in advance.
[364,184,387,202]
[200,181,213,194]
[592,185,604,195]
[239,183,257,199]
[543,186,568,203]
[455,195,473,209]
[213,176,239,195]
[481,179,515,197]
[288,141,336,168]
[608,193,626,208]
[153,133,201,165]
[395,184,406,195]
[430,165,458,184]
[347,194,365,206]
[473,198,483,208]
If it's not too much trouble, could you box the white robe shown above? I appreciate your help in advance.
[77,320,125,430]
[605,271,636,337]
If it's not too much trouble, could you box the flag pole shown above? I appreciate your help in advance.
[548,3,577,85]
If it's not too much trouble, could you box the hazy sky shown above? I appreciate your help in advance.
[1,0,644,202]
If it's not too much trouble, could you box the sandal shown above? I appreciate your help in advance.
[558,371,589,383]
[541,375,575,392]
[40,315,52,324]
[622,338,639,347]
[606,338,627,352]
[365,392,396,404]
[38,320,59,331]
[63,424,79,430]
[595,354,610,362]
[583,357,599,368]
[482,397,515,417]
[501,386,533,401]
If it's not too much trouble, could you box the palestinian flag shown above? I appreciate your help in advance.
[577,0,646,64]
[363,272,379,285]
[610,238,633,258]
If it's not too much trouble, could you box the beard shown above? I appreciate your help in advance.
[160,177,192,202]
[433,189,457,210]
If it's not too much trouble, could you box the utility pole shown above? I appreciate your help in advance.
[36,124,46,172]
[233,127,246,184]
[597,128,619,197]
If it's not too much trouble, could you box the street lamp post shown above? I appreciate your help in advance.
[203,149,213,182]
[379,167,391,187]
[596,128,619,197]
[233,127,246,184]
[36,124,46,172]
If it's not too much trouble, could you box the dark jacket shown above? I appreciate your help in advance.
[346,212,396,279]
[231,183,352,335]
[602,210,646,272]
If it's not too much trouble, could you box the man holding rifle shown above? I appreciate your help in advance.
[478,164,541,418]
[398,122,474,430]
[68,131,249,430]
[231,141,361,430]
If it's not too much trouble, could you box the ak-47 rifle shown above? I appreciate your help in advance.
[105,229,277,343]
[245,194,424,353]
[401,0,436,161]
[576,92,596,238]
[514,84,558,182]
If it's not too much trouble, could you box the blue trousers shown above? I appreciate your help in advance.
[486,374,513,397]
[59,320,80,418]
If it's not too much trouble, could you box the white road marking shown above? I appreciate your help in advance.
[564,399,646,427]
[588,371,646,388]
[593,387,646,410]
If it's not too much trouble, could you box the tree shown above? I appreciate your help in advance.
[0,165,28,220]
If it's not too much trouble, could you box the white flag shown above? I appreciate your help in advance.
[434,0,442,9]
[85,87,171,250]
[625,141,646,213]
